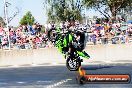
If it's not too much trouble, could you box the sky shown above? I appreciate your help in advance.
[0,0,102,27]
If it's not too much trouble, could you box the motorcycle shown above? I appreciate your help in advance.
[48,27,90,71]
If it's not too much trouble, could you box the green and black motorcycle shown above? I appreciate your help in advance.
[48,27,90,71]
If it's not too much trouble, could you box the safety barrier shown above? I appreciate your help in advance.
[0,44,132,67]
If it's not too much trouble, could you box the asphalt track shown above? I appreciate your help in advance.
[0,63,132,88]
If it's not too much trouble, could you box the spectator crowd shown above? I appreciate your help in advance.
[0,20,132,50]
[0,23,49,49]
[87,21,132,45]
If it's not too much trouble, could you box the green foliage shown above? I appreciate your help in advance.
[20,11,35,25]
[83,0,132,19]
[0,17,6,27]
[46,0,83,22]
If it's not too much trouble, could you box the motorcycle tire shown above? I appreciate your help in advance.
[66,56,81,71]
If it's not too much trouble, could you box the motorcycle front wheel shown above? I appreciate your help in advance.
[66,57,81,71]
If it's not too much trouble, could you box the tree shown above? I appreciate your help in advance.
[0,17,6,27]
[20,11,35,25]
[44,0,83,22]
[83,0,132,20]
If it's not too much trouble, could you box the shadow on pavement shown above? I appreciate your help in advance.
[82,65,114,70]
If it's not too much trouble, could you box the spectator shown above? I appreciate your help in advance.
[91,34,97,45]
[23,25,28,32]
[35,36,41,49]
[119,32,125,44]
[2,35,8,49]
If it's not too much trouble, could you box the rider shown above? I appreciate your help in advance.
[55,22,90,59]
[47,21,57,44]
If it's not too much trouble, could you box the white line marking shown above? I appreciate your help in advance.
[46,79,72,88]
[17,82,26,84]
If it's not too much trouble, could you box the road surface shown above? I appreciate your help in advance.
[0,63,132,88]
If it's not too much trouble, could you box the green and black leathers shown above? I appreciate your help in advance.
[55,30,90,59]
